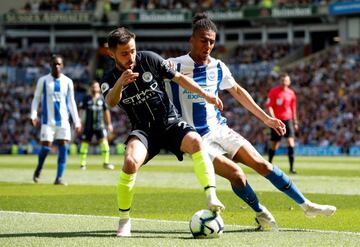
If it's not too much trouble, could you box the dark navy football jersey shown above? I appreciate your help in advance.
[100,51,179,130]
[79,95,107,130]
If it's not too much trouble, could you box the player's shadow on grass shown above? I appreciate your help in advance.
[0,230,115,238]
[131,228,261,239]
[224,228,259,233]
[0,229,191,239]
[0,228,268,240]
[129,230,191,239]
[0,228,290,239]
[226,228,316,234]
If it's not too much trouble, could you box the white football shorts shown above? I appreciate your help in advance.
[40,123,71,142]
[202,124,248,161]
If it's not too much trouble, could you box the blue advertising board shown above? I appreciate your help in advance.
[329,1,360,15]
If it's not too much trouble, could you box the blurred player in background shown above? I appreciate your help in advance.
[101,27,225,237]
[167,13,336,229]
[79,80,114,170]
[266,73,298,174]
[30,54,81,185]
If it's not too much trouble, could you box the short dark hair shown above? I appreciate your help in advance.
[279,72,289,82]
[192,13,217,35]
[51,54,63,62]
[107,27,136,50]
[50,54,63,68]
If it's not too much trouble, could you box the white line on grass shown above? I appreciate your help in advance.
[1,210,359,236]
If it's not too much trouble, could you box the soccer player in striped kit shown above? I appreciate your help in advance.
[167,13,336,230]
[266,73,298,174]
[30,54,81,185]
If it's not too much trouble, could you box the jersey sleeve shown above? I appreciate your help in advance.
[266,88,275,109]
[30,77,44,120]
[219,61,236,90]
[100,74,112,99]
[147,51,176,80]
[67,79,81,127]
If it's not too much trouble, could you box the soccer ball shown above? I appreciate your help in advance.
[189,209,224,239]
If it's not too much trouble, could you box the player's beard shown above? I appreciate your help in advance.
[116,59,135,72]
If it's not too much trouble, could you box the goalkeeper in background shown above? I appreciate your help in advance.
[79,80,114,170]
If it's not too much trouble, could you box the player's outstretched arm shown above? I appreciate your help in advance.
[264,117,286,136]
[227,84,285,135]
[265,104,285,135]
[172,72,223,110]
[267,106,276,119]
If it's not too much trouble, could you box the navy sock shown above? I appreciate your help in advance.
[266,165,305,204]
[57,144,69,178]
[36,146,51,171]
[232,181,262,212]
[288,146,295,170]
[268,149,275,163]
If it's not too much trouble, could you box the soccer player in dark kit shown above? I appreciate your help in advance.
[79,80,114,170]
[100,27,225,237]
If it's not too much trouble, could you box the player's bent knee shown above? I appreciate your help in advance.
[256,161,273,176]
[237,171,247,186]
[181,132,202,153]
[231,170,247,187]
[123,155,142,173]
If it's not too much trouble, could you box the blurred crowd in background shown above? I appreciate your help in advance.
[129,0,332,10]
[17,0,334,14]
[20,0,97,13]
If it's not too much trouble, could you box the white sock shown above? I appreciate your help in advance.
[119,211,130,219]
[299,199,311,210]
[205,187,217,200]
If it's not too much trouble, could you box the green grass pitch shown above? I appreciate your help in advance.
[0,155,359,246]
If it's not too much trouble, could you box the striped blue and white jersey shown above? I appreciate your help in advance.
[166,54,236,136]
[30,73,81,127]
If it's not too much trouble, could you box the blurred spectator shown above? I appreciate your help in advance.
[0,47,93,85]
[127,0,328,10]
[231,43,300,64]
[23,0,96,12]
